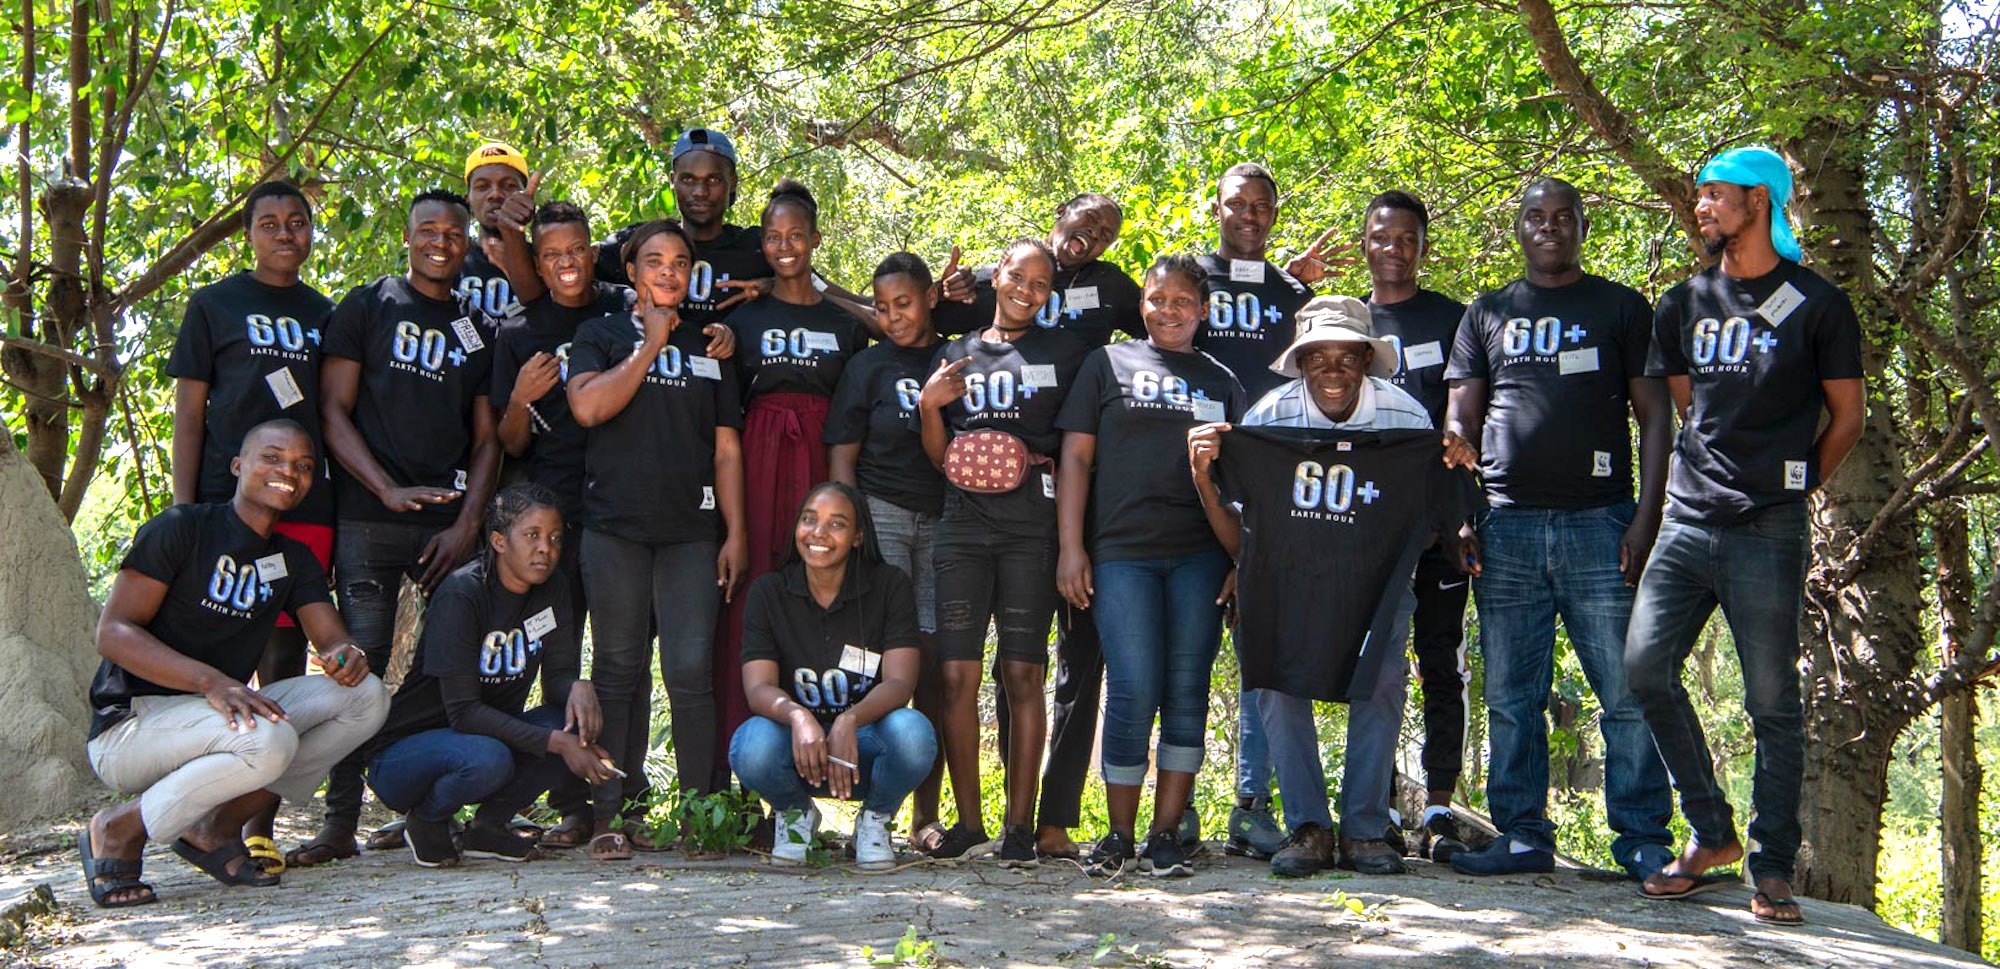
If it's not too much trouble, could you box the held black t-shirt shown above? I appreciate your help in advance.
[165,272,336,524]
[568,314,744,545]
[323,275,495,527]
[1367,288,1465,428]
[491,282,634,520]
[1648,261,1865,525]
[1214,427,1480,703]
[932,260,1146,350]
[1193,252,1312,401]
[87,502,332,739]
[594,223,771,329]
[727,296,868,400]
[1444,274,1651,509]
[1055,340,1248,562]
[934,327,1091,538]
[823,341,948,516]
[459,243,521,322]
[371,559,580,758]
[740,559,922,726]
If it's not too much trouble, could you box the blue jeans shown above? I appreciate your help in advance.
[366,705,579,824]
[1474,500,1671,867]
[1236,683,1272,802]
[1256,585,1415,836]
[728,708,938,816]
[1625,505,1808,881]
[1092,548,1230,785]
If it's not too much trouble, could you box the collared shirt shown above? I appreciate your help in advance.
[1243,376,1433,431]
[740,559,923,726]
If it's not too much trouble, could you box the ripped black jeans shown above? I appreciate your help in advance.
[324,517,445,831]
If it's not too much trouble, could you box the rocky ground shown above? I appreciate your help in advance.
[0,798,1988,969]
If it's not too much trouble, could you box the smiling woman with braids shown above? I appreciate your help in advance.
[362,483,613,867]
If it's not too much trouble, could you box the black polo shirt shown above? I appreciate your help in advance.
[740,559,922,726]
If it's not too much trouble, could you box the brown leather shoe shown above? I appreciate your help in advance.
[1339,835,1408,875]
[1270,822,1336,877]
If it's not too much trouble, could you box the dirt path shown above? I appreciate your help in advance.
[4,805,1987,969]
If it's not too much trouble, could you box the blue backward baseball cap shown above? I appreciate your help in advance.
[1698,146,1803,262]
[673,127,738,166]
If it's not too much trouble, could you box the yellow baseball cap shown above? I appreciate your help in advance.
[464,142,529,181]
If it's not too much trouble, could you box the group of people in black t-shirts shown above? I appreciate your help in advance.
[80,131,1860,928]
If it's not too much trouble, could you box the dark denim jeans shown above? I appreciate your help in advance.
[582,530,721,821]
[728,708,938,815]
[1474,499,1672,867]
[1625,504,1809,881]
[1091,548,1231,785]
[327,516,445,829]
[366,705,582,824]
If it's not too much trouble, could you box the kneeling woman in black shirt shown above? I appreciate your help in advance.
[729,482,934,870]
[365,483,616,867]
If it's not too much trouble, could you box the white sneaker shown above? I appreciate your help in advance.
[854,809,896,871]
[771,803,820,865]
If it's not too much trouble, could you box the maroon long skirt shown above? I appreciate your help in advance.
[713,391,831,784]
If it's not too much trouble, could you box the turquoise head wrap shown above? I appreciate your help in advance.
[1698,146,1802,262]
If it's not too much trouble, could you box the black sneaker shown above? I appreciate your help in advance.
[1176,803,1202,851]
[460,822,539,863]
[925,823,994,861]
[1421,812,1469,864]
[1084,831,1134,878]
[1382,822,1409,857]
[404,815,460,868]
[997,825,1039,868]
[1141,830,1192,878]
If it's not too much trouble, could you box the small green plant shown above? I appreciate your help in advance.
[666,787,763,855]
[1323,889,1388,922]
[861,925,939,967]
[1090,932,1170,967]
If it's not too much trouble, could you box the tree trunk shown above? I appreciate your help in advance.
[1786,127,1928,910]
[1936,503,1981,953]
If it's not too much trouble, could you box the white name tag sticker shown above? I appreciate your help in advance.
[265,367,305,409]
[701,485,716,510]
[450,316,485,353]
[838,644,882,679]
[1758,282,1807,327]
[688,355,722,380]
[1041,473,1056,499]
[1784,460,1809,491]
[1402,341,1445,370]
[1336,440,1353,451]
[1592,450,1614,477]
[453,469,468,491]
[803,331,841,353]
[254,553,289,583]
[1021,364,1058,389]
[1558,347,1601,375]
[1228,259,1266,284]
[1192,398,1226,422]
[1063,286,1101,311]
[523,607,558,641]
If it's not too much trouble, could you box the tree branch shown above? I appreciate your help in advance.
[1513,0,1700,244]
[112,7,409,310]
[0,332,116,378]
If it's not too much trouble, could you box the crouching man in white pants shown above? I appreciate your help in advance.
[79,419,389,907]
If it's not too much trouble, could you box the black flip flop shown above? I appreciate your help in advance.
[1752,891,1806,925]
[79,833,156,908]
[173,838,281,887]
[1637,867,1735,900]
